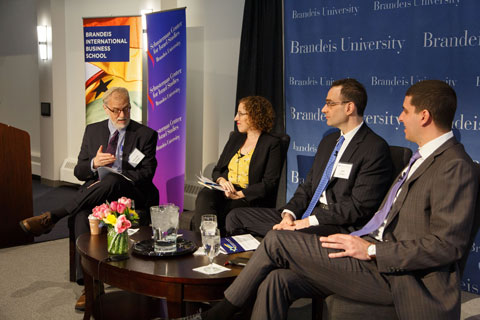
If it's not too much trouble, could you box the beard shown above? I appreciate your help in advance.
[114,117,130,130]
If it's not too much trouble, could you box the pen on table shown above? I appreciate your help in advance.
[224,260,247,267]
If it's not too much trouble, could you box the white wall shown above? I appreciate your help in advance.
[0,0,41,173]
[0,0,244,182]
[175,0,244,176]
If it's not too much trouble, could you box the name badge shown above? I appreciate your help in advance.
[333,162,353,180]
[128,148,145,168]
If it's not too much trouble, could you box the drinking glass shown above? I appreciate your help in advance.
[150,204,179,253]
[200,214,217,233]
[202,228,221,272]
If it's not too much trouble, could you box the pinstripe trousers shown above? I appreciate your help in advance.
[224,230,393,320]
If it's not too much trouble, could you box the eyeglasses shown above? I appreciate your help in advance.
[324,101,351,107]
[236,111,248,117]
[105,104,131,115]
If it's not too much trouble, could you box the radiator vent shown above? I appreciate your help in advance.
[185,182,202,195]
[63,160,76,170]
[60,158,82,185]
[183,181,202,211]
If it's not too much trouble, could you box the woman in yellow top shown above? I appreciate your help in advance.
[193,96,283,234]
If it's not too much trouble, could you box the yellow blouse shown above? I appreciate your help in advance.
[227,147,255,189]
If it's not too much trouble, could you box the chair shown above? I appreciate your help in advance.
[316,158,480,320]
[178,132,291,231]
[388,146,412,182]
[297,154,315,183]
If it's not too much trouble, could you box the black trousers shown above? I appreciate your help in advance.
[226,206,344,237]
[63,173,145,283]
[59,173,145,219]
[193,187,251,234]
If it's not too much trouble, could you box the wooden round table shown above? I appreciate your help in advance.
[77,226,250,319]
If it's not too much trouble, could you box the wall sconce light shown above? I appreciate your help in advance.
[37,25,48,60]
[140,9,153,52]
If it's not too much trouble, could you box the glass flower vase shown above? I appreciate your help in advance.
[107,226,129,256]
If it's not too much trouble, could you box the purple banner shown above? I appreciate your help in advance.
[146,8,186,211]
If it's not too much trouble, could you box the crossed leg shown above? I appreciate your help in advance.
[224,230,393,320]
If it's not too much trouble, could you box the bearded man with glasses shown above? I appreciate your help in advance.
[19,87,159,309]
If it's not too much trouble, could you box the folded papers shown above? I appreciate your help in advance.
[197,172,224,191]
[220,234,260,254]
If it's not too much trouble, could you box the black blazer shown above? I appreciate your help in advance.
[74,119,159,206]
[283,124,393,230]
[212,131,282,207]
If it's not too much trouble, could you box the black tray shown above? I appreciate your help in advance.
[132,237,197,257]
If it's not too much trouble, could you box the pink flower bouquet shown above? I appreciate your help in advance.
[91,197,139,256]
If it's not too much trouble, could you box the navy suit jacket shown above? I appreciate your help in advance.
[283,124,393,231]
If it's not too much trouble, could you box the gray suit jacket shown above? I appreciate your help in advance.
[375,137,479,319]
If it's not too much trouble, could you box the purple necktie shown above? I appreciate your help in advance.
[301,136,345,219]
[351,150,421,237]
[105,130,119,167]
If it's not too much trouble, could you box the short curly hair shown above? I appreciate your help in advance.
[238,96,275,132]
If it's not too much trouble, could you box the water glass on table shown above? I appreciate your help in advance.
[200,214,217,233]
[202,228,221,272]
[150,204,179,253]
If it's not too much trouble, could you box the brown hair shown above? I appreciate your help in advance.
[238,96,275,132]
[406,80,457,131]
[331,78,368,116]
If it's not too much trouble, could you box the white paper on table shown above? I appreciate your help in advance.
[231,234,260,251]
[193,263,230,275]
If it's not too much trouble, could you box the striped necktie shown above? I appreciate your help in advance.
[301,136,345,219]
[351,150,421,237]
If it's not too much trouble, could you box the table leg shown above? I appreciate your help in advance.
[83,264,95,320]
[167,300,183,318]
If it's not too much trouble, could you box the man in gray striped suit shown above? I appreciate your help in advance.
[187,80,479,320]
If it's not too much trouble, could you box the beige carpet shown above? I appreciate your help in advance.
[1,238,480,319]
[0,239,82,320]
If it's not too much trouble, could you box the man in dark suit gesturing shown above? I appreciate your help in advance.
[20,86,158,238]
[20,87,159,309]
[192,80,478,320]
[226,78,393,237]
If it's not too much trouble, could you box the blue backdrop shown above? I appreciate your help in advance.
[284,0,480,294]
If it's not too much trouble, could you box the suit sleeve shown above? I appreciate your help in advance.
[242,137,282,202]
[74,125,97,181]
[315,139,393,226]
[122,128,158,186]
[376,158,478,273]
